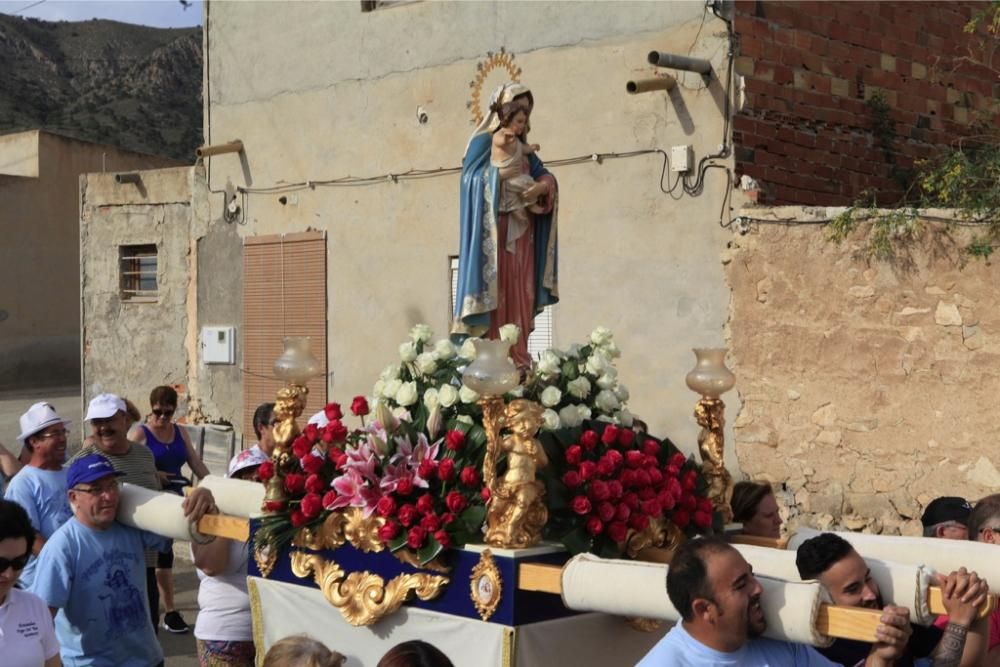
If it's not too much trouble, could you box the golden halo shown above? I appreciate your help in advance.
[467,47,522,125]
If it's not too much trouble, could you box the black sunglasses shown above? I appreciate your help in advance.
[152,408,175,418]
[0,552,30,572]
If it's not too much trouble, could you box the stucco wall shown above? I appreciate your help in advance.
[0,130,179,390]
[80,167,195,413]
[203,0,738,450]
[727,208,1000,534]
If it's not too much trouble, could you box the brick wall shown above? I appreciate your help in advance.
[733,1,999,206]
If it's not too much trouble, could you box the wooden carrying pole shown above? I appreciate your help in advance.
[196,514,251,542]
[517,562,995,643]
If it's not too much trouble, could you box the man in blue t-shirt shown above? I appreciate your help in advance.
[636,537,912,666]
[4,401,74,590]
[33,453,170,667]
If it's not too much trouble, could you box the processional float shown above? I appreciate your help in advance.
[113,330,997,666]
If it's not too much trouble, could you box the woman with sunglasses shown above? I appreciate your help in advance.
[0,499,60,666]
[130,385,210,635]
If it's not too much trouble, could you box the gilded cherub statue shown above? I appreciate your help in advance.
[484,399,549,548]
[694,398,733,524]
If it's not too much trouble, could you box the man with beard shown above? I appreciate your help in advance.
[796,532,989,667]
[71,393,216,633]
[3,402,74,590]
[636,537,910,666]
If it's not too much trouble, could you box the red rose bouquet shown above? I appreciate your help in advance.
[539,420,718,557]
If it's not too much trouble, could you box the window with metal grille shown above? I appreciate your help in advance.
[119,244,158,301]
[449,256,554,358]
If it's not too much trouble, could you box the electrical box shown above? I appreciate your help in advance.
[671,145,693,173]
[201,326,235,364]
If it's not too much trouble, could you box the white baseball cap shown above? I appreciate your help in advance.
[85,393,127,421]
[17,402,72,442]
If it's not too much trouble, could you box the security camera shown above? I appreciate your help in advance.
[416,106,429,124]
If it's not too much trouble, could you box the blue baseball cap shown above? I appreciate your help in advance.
[67,453,126,489]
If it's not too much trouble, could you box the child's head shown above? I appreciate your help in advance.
[262,635,345,667]
[496,101,528,132]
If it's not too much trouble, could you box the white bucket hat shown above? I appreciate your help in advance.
[17,402,72,442]
[85,393,127,421]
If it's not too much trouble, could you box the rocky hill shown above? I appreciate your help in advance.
[0,14,202,161]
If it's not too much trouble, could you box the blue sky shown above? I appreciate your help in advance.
[0,0,202,28]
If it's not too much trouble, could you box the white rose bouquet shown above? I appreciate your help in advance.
[523,327,634,430]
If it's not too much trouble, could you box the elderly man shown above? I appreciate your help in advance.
[3,402,74,590]
[636,536,910,666]
[922,497,972,540]
[71,392,215,633]
[796,532,989,666]
[33,453,174,666]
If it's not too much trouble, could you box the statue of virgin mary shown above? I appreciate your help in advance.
[451,82,559,370]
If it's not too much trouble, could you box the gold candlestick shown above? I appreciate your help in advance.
[686,348,736,524]
[262,336,322,510]
[462,338,546,548]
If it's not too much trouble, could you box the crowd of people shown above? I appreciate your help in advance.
[637,481,1000,666]
[0,391,459,667]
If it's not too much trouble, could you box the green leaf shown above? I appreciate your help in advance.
[418,536,444,564]
[389,534,408,552]
[560,527,593,556]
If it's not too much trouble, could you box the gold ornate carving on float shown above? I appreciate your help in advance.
[467,47,522,125]
[290,551,450,627]
[484,399,549,549]
[293,507,386,553]
[469,549,503,621]
[254,544,277,579]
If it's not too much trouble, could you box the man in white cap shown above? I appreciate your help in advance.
[3,402,74,589]
[71,392,216,633]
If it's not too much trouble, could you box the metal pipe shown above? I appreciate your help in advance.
[626,76,677,95]
[195,140,244,158]
[647,51,713,76]
[115,172,141,184]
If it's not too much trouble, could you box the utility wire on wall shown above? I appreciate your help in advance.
[208,1,739,229]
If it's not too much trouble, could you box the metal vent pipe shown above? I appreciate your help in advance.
[647,51,712,76]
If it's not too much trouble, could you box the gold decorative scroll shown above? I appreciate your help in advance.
[292,507,386,553]
[290,551,449,627]
[254,544,277,579]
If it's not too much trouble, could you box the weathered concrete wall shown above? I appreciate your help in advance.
[203,0,738,450]
[1,130,179,390]
[727,207,1000,534]
[191,186,243,430]
[80,167,194,413]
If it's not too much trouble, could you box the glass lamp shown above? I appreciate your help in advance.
[274,336,323,386]
[685,348,735,399]
[462,339,520,397]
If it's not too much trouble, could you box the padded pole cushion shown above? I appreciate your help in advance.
[198,474,265,518]
[560,553,831,646]
[118,482,203,541]
[734,544,933,625]
[789,529,998,596]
